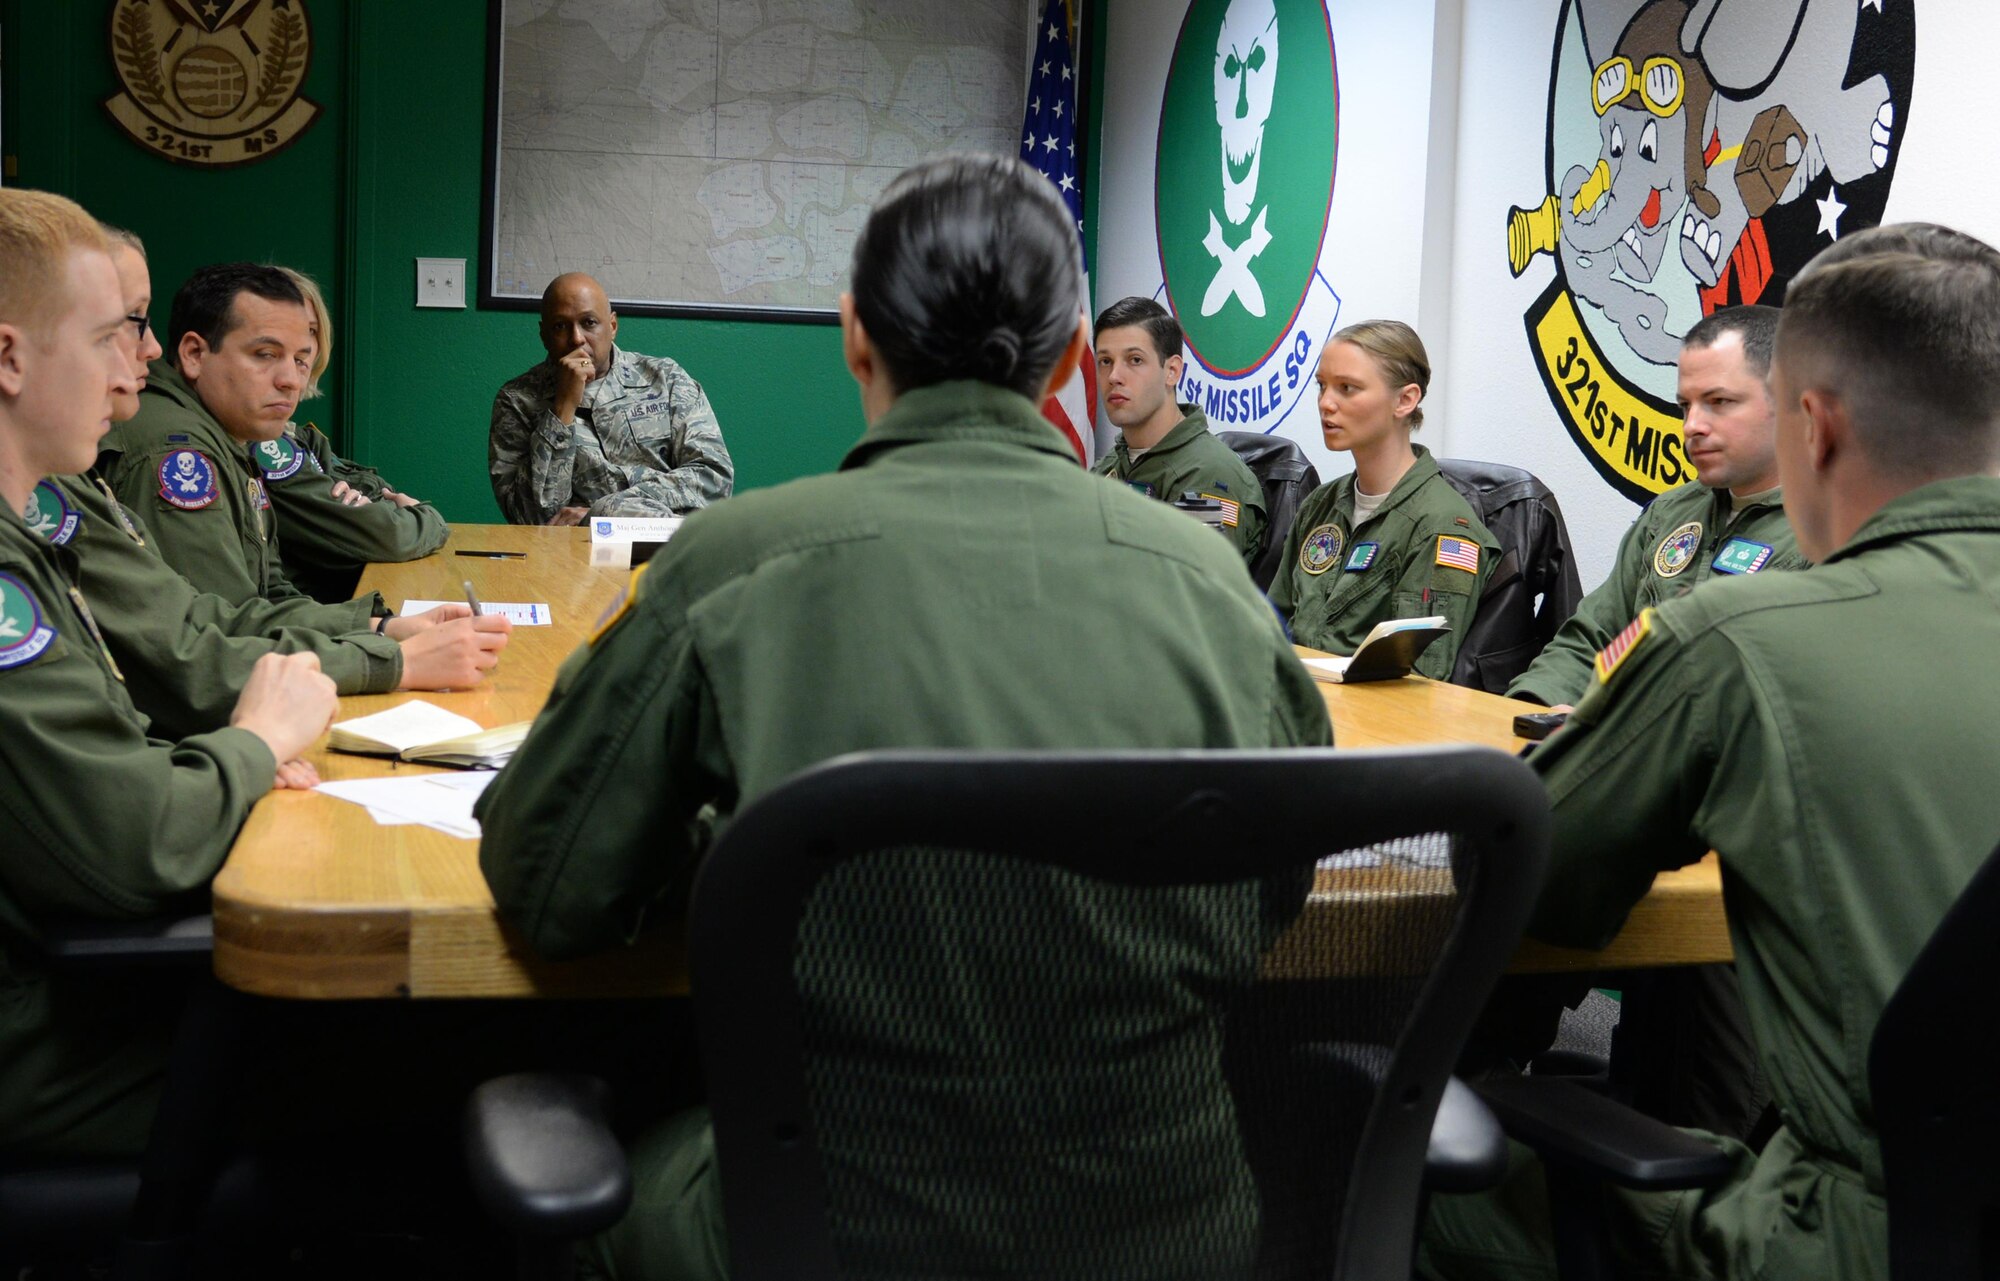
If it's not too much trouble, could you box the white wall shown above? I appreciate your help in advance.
[1095,0,1999,592]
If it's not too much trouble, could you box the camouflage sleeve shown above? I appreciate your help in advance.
[584,374,734,519]
[1508,510,1657,706]
[489,386,577,526]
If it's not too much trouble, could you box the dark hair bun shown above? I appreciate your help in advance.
[978,328,1022,383]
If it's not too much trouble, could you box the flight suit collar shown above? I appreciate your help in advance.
[1708,482,1783,528]
[140,360,256,466]
[1823,475,2000,564]
[841,381,1080,470]
[1348,443,1443,526]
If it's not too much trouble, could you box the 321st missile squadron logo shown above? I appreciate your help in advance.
[105,0,321,168]
[1153,0,1341,434]
[1505,0,1913,502]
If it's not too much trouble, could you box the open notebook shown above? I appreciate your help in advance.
[327,701,531,769]
[1300,616,1451,684]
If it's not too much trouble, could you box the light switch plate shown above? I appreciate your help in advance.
[415,257,467,309]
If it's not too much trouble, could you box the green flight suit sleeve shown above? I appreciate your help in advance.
[77,529,398,739]
[1272,645,1335,748]
[267,429,449,569]
[1233,500,1267,571]
[1388,525,1497,682]
[0,636,275,919]
[477,587,727,961]
[1507,509,1656,706]
[1525,610,1721,948]
[102,446,313,607]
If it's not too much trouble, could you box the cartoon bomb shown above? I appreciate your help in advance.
[1508,0,1898,364]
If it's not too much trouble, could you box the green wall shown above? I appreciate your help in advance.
[2,1,862,523]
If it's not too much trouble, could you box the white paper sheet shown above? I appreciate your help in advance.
[401,600,552,626]
[315,772,498,838]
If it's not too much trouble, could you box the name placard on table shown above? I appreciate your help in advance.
[589,516,682,568]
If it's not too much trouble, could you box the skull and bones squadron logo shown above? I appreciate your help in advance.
[1153,0,1341,434]
[1507,0,1914,502]
[104,0,321,168]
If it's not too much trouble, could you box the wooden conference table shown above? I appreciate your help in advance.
[210,524,1729,1000]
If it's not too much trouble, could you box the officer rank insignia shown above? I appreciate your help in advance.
[1654,522,1703,577]
[24,481,80,546]
[158,449,220,510]
[1594,608,1655,686]
[0,573,58,670]
[1299,524,1344,576]
[1711,538,1774,575]
[1434,535,1481,574]
[256,436,307,481]
[1344,541,1379,573]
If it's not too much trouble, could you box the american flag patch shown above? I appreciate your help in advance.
[1202,493,1240,528]
[1434,535,1480,574]
[1594,608,1655,685]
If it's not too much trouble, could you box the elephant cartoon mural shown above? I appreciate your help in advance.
[1508,0,1913,502]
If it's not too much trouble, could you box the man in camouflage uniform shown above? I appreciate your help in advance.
[1509,307,1806,711]
[1091,296,1266,567]
[488,273,732,526]
[1424,225,2000,1281]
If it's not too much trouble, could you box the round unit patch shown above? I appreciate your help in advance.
[0,573,58,669]
[1298,523,1345,576]
[1653,522,1702,578]
[256,436,306,481]
[158,450,220,510]
[24,481,80,546]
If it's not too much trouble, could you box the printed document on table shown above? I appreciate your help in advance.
[401,600,552,626]
[314,772,497,839]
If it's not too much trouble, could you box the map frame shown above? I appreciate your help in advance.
[476,0,1050,324]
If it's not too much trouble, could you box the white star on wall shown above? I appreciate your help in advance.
[1816,186,1848,239]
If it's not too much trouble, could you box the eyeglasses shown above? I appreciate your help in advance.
[1591,56,1686,118]
[125,313,152,344]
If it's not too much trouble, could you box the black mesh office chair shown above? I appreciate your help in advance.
[0,914,248,1280]
[467,746,1546,1279]
[1219,431,1323,590]
[1437,459,1584,693]
[1873,837,2000,1280]
[1472,838,2000,1281]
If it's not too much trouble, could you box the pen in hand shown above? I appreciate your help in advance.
[463,580,484,618]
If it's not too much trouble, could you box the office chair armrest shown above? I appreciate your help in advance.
[41,914,213,971]
[1425,1075,1509,1193]
[464,1073,632,1241]
[1473,1074,1735,1190]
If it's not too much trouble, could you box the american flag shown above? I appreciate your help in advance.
[1434,535,1482,574]
[1594,607,1655,684]
[1020,0,1097,466]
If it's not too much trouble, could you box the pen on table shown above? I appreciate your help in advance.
[463,581,484,618]
[454,550,525,559]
